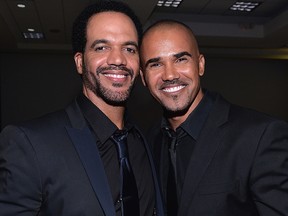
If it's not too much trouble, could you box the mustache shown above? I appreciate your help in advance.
[160,78,186,88]
[96,66,133,77]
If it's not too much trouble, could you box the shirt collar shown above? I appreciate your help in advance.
[76,92,133,143]
[161,90,214,140]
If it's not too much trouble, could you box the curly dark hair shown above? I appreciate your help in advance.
[72,1,143,55]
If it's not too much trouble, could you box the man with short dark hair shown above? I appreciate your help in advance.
[0,2,164,216]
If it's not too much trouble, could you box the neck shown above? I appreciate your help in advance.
[83,88,125,130]
[167,116,186,131]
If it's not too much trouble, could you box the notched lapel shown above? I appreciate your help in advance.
[66,127,115,216]
[65,101,115,216]
[178,95,230,216]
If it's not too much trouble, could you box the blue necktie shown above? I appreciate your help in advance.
[111,130,140,216]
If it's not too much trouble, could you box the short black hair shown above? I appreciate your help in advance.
[72,1,142,55]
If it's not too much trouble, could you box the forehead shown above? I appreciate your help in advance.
[141,25,196,58]
[86,11,138,40]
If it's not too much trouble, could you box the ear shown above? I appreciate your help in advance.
[139,69,147,87]
[74,52,83,75]
[198,54,205,77]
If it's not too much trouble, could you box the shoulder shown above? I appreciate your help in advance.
[0,109,70,142]
[211,91,287,127]
[229,102,287,129]
[20,109,68,131]
[209,94,288,146]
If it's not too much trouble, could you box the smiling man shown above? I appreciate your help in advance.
[74,11,139,110]
[141,21,205,129]
[140,20,288,216]
[0,2,164,216]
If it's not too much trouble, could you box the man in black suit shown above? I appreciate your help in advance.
[0,1,164,216]
[140,19,288,216]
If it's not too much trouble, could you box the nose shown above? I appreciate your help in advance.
[161,63,180,81]
[107,48,127,66]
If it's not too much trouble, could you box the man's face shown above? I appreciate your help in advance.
[74,12,139,105]
[140,25,205,115]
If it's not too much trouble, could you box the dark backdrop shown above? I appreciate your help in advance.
[1,52,288,132]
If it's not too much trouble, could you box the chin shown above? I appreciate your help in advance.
[163,104,190,118]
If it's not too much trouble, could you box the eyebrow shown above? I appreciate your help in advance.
[124,41,139,49]
[144,57,161,68]
[90,39,138,50]
[90,39,108,49]
[144,51,192,68]
[174,51,192,59]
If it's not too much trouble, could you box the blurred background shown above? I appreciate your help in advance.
[0,0,288,131]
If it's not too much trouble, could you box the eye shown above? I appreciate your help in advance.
[124,47,137,54]
[176,57,188,63]
[148,62,161,69]
[94,46,108,52]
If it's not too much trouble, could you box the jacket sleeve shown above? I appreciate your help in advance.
[250,120,288,215]
[0,125,42,215]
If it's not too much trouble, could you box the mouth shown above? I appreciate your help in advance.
[100,71,133,86]
[103,73,128,79]
[97,66,133,82]
[162,85,186,93]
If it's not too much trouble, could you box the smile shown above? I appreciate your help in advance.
[103,74,127,78]
[162,85,185,93]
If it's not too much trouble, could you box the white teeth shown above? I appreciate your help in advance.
[104,74,126,78]
[163,85,185,93]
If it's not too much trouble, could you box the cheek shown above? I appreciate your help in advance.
[132,61,140,74]
[181,65,200,79]
[145,72,160,91]
[128,56,140,70]
[85,53,107,68]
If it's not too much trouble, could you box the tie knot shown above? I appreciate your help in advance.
[163,127,177,151]
[111,130,128,159]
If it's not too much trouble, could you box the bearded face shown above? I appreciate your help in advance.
[81,62,136,105]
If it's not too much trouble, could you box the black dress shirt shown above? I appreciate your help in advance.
[77,93,155,216]
[161,90,215,206]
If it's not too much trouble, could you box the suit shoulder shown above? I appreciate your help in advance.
[0,109,73,155]
[212,93,288,130]
[230,103,285,124]
[2,109,69,135]
[218,101,288,138]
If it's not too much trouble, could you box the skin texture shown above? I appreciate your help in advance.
[140,23,205,130]
[74,12,140,129]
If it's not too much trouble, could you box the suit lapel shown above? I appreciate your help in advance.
[136,127,165,216]
[178,95,230,216]
[65,101,115,216]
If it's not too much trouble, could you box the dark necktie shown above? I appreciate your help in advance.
[111,130,140,216]
[165,129,178,216]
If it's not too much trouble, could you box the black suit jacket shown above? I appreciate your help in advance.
[0,99,164,216]
[150,92,288,216]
